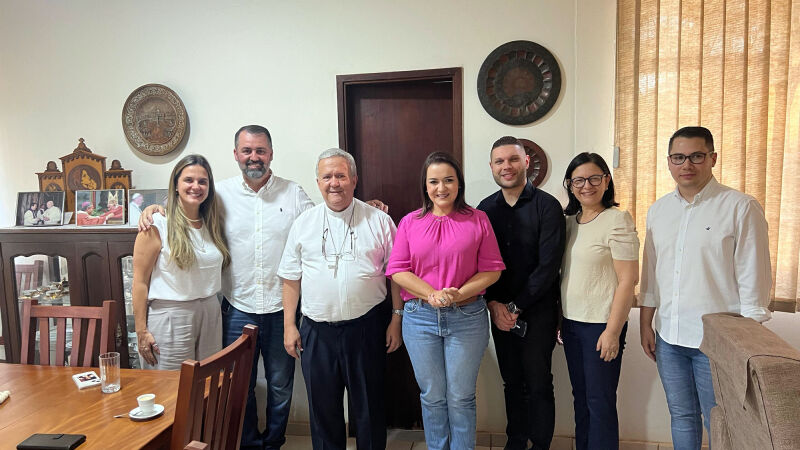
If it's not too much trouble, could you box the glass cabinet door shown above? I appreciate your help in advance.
[15,255,70,364]
[121,256,140,368]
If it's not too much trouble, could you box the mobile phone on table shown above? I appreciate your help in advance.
[17,433,86,449]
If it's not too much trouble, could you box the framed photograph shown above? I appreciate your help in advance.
[75,189,125,226]
[15,192,66,227]
[128,189,168,226]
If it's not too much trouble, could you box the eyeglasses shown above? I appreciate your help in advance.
[566,174,608,188]
[322,228,355,262]
[668,151,714,165]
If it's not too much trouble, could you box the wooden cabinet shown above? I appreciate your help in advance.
[0,227,136,366]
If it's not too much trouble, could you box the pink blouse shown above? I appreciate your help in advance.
[386,207,505,301]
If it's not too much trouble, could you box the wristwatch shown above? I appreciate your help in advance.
[392,309,404,316]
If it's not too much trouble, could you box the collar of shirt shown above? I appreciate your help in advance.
[670,176,720,206]
[324,199,356,218]
[493,181,534,207]
[239,170,274,195]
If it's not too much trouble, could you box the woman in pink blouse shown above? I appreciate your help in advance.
[387,151,505,450]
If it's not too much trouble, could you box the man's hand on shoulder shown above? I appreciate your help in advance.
[488,301,517,331]
[137,204,166,232]
[366,199,388,213]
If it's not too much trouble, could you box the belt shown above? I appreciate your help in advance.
[419,295,480,307]
[303,302,383,328]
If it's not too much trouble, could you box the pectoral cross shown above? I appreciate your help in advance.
[328,255,339,278]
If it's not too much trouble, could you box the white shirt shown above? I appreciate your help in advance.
[640,177,771,348]
[43,206,62,224]
[277,199,396,322]
[129,202,142,226]
[216,173,314,314]
[147,214,223,301]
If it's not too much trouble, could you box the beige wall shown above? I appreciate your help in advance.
[3,0,799,444]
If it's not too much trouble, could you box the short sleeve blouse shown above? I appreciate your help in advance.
[386,207,505,301]
[560,208,639,323]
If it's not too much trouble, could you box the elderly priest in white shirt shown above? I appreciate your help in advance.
[639,126,772,450]
[279,148,402,450]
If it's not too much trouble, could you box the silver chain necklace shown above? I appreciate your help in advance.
[322,207,355,277]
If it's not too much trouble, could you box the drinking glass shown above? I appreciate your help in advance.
[99,352,121,393]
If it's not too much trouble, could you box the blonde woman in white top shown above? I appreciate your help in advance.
[560,152,639,450]
[133,154,231,370]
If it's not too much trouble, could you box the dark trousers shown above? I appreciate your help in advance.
[300,305,387,450]
[491,305,557,450]
[562,318,628,450]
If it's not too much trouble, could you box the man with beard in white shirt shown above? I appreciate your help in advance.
[639,126,771,450]
[140,126,386,449]
[279,148,402,450]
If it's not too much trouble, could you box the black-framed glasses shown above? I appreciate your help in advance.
[668,151,714,165]
[567,174,608,188]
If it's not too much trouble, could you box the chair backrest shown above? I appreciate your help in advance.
[701,313,800,450]
[171,324,258,450]
[15,260,44,292]
[20,299,116,367]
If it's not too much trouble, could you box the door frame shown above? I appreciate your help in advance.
[336,67,463,160]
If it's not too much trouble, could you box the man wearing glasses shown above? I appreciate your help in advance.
[279,148,401,449]
[639,126,771,449]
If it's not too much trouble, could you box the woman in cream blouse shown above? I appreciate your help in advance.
[560,152,639,450]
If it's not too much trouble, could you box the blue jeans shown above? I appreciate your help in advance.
[222,299,295,450]
[656,333,716,450]
[561,319,627,450]
[402,298,489,450]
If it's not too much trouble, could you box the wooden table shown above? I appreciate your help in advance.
[0,363,179,449]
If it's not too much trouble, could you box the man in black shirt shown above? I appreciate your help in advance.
[477,136,565,450]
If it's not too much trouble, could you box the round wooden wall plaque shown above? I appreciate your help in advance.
[122,84,187,156]
[478,41,562,125]
[519,138,548,187]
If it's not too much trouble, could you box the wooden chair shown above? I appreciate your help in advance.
[20,299,115,366]
[15,260,44,292]
[171,324,258,450]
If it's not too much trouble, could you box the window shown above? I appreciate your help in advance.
[615,0,800,311]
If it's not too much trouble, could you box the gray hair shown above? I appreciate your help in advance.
[316,148,357,178]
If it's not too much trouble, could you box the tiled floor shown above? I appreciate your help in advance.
[283,436,492,449]
[283,432,695,450]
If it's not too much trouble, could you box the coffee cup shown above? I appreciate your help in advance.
[137,393,156,414]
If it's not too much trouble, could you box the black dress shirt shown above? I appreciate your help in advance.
[477,182,566,311]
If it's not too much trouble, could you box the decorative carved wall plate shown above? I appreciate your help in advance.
[519,138,549,187]
[122,84,187,156]
[478,41,562,125]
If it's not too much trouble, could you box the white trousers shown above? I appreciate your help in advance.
[141,295,222,371]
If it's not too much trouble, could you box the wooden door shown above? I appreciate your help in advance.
[337,68,463,428]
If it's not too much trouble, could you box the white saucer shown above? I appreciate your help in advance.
[128,403,165,421]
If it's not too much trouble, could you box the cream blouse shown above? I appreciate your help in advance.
[561,207,639,323]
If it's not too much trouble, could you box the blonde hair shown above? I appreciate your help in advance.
[166,154,231,270]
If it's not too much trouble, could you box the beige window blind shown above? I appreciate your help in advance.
[615,0,800,311]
